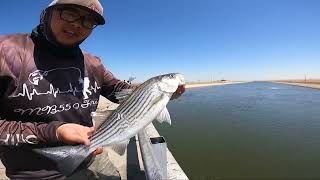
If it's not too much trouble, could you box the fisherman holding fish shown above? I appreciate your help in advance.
[0,0,185,179]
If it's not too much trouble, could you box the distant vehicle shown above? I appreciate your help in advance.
[127,77,136,84]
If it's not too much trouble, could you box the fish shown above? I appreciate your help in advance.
[33,73,185,176]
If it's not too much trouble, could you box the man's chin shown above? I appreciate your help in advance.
[58,40,82,48]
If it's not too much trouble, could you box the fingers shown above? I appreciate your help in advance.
[56,123,96,146]
[92,147,103,156]
[83,126,95,146]
[75,129,91,146]
[81,138,91,146]
[86,126,95,137]
[63,134,90,146]
[90,126,96,133]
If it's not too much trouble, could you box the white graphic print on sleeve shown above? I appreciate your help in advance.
[0,134,39,146]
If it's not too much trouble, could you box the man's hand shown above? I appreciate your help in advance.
[92,147,103,156]
[171,85,186,100]
[56,123,103,155]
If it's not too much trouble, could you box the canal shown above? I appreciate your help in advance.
[156,82,320,179]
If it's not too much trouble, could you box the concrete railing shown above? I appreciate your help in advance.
[138,131,167,180]
[137,123,189,180]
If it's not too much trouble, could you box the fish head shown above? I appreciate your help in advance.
[156,73,185,94]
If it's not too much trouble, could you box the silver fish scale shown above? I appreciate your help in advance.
[92,83,154,140]
[88,80,163,150]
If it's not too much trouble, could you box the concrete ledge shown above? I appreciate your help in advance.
[141,123,189,180]
[274,82,320,90]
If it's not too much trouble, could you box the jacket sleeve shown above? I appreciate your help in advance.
[99,62,134,103]
[0,119,65,146]
[0,39,65,146]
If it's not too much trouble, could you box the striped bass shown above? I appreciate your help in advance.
[33,73,185,176]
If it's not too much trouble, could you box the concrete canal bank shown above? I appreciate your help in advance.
[274,82,320,90]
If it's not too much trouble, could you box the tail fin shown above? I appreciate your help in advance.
[33,145,90,176]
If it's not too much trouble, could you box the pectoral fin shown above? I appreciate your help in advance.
[155,107,171,125]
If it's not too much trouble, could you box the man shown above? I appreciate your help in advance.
[0,0,185,179]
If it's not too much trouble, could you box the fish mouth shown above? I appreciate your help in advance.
[176,85,186,94]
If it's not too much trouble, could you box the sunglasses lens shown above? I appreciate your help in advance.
[83,16,98,29]
[59,8,98,29]
[61,9,79,22]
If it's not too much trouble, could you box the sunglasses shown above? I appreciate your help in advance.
[57,7,99,29]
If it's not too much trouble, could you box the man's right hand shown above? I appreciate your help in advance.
[56,123,103,155]
[56,123,95,146]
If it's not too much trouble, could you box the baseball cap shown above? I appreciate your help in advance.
[48,0,105,25]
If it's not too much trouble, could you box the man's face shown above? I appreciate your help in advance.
[50,7,98,46]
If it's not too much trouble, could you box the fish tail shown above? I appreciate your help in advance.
[56,149,90,176]
[33,145,90,176]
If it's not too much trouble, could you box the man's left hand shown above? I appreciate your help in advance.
[92,147,103,156]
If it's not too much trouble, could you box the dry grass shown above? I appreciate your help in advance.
[275,79,320,84]
[186,81,230,85]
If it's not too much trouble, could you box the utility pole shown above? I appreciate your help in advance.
[304,74,307,83]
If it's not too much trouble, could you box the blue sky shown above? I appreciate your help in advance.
[1,0,319,82]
